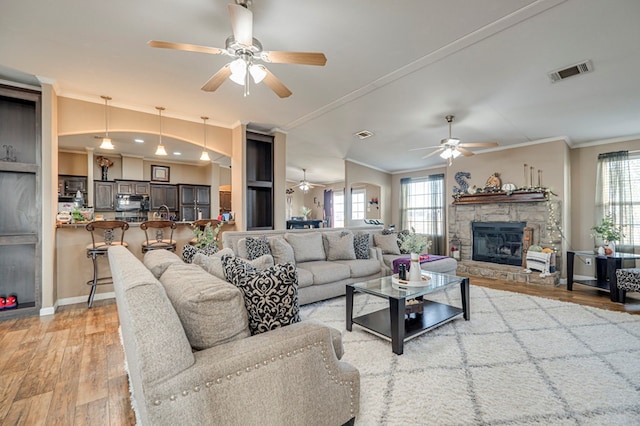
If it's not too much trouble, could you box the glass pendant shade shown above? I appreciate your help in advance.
[100,137,114,150]
[155,106,168,156]
[249,64,266,83]
[155,144,168,156]
[229,58,246,85]
[200,116,210,161]
[100,95,115,149]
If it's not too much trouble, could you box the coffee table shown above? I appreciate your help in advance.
[346,273,469,355]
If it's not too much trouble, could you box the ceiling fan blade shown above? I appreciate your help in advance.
[459,142,499,148]
[228,3,253,46]
[457,147,475,157]
[409,145,441,152]
[262,67,292,98]
[201,66,232,92]
[148,40,223,55]
[309,182,326,188]
[262,51,327,66]
[422,148,444,159]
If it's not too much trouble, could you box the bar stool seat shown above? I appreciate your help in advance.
[86,220,129,308]
[140,220,177,253]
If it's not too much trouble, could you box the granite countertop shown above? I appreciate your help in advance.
[56,220,234,229]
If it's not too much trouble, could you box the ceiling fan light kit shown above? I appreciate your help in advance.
[148,2,326,98]
[99,96,115,150]
[155,106,168,156]
[289,168,324,193]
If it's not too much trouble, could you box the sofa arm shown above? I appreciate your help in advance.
[373,247,392,275]
[145,321,359,426]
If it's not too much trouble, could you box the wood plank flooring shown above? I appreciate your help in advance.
[0,277,638,425]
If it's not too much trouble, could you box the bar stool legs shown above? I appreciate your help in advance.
[86,251,113,308]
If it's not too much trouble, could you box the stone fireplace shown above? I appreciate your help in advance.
[449,196,561,285]
[472,221,525,266]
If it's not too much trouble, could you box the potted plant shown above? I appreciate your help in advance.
[182,222,223,263]
[300,206,311,220]
[591,214,623,254]
[399,228,433,281]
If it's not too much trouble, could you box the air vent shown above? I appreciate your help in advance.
[354,130,374,140]
[548,60,593,83]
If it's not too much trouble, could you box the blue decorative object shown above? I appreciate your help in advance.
[453,171,471,194]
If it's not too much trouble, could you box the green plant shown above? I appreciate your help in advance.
[591,214,623,243]
[399,227,433,254]
[192,222,223,249]
[300,206,311,218]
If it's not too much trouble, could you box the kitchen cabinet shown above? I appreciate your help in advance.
[94,181,116,211]
[220,190,231,213]
[178,184,210,221]
[0,84,41,319]
[246,132,273,230]
[150,184,178,211]
[116,180,150,195]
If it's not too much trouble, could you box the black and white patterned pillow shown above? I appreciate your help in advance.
[182,243,219,263]
[353,233,370,259]
[245,235,271,260]
[221,256,300,335]
[397,229,411,254]
[221,254,257,283]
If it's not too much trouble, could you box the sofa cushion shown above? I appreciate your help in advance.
[296,267,314,288]
[298,261,351,285]
[353,233,371,259]
[222,256,300,335]
[245,235,271,260]
[374,233,401,255]
[269,237,296,265]
[285,232,326,263]
[335,259,381,278]
[323,231,356,261]
[143,249,184,278]
[194,249,274,280]
[159,262,250,350]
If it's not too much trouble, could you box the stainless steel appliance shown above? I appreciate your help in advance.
[115,194,149,212]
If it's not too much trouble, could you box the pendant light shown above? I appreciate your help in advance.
[99,96,115,150]
[199,116,211,161]
[155,106,168,156]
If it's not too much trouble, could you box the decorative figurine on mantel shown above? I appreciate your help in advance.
[96,156,114,181]
[453,171,471,194]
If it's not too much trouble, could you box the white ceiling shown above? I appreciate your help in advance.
[2,0,640,184]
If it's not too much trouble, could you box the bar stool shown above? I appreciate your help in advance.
[140,220,177,253]
[85,220,129,308]
[188,219,221,246]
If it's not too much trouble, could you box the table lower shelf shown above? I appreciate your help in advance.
[352,300,463,341]
[571,279,611,292]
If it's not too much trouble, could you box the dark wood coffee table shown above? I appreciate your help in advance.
[346,273,469,355]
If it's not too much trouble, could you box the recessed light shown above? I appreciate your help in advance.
[173,152,182,156]
[134,138,144,143]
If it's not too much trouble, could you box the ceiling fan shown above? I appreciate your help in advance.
[411,115,499,165]
[148,0,327,98]
[288,169,324,193]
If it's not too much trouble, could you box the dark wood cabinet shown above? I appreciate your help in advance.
[246,132,273,230]
[116,180,150,195]
[150,184,178,211]
[0,84,42,318]
[178,184,210,221]
[94,181,116,211]
[220,190,231,213]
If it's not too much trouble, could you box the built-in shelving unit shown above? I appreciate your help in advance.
[0,84,42,318]
[246,132,273,230]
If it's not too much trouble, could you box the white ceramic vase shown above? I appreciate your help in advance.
[409,252,422,282]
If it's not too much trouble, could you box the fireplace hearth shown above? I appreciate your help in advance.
[472,222,525,266]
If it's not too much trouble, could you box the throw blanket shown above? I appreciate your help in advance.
[392,255,449,274]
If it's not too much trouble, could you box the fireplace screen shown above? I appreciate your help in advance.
[472,222,526,266]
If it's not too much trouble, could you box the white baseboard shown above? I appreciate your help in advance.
[573,274,595,281]
[56,292,116,307]
[40,304,57,316]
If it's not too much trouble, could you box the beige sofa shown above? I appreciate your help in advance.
[222,226,457,305]
[108,245,359,426]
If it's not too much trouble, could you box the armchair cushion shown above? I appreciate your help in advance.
[222,256,300,335]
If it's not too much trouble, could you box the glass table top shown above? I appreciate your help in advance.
[570,250,640,259]
[350,272,463,300]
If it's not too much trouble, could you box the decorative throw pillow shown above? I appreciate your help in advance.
[323,232,356,261]
[397,229,411,254]
[374,233,401,255]
[222,256,300,335]
[269,237,296,265]
[285,232,326,263]
[182,243,219,264]
[195,249,273,280]
[353,233,371,259]
[245,235,271,260]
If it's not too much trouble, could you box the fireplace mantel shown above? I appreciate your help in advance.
[452,191,547,205]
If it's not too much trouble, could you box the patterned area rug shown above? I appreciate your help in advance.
[300,285,640,425]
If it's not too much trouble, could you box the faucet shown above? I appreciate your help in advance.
[157,205,170,220]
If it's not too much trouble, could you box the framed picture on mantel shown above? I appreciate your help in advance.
[151,165,170,182]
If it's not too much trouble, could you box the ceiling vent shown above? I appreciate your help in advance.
[354,130,374,140]
[548,60,593,83]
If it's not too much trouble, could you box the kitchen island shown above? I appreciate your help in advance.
[55,221,235,304]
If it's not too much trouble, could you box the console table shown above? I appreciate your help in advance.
[566,250,640,302]
[286,219,323,229]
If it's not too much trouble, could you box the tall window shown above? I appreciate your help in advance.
[333,190,345,228]
[596,151,637,246]
[351,189,365,220]
[400,174,445,254]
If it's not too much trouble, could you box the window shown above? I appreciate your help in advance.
[333,190,345,228]
[351,189,365,220]
[400,174,445,254]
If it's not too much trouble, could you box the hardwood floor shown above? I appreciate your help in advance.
[0,278,638,425]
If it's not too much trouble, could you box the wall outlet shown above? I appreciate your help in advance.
[585,258,592,266]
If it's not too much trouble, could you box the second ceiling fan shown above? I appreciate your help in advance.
[148,1,327,98]
[288,169,324,193]
[412,115,499,165]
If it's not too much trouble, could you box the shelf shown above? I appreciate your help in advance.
[0,161,37,173]
[0,234,38,245]
[452,191,548,205]
[571,279,611,291]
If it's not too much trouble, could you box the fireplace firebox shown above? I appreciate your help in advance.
[472,222,526,266]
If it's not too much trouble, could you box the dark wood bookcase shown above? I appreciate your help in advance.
[246,132,273,230]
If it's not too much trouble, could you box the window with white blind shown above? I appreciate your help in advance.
[333,190,345,228]
[351,189,365,220]
[400,174,445,254]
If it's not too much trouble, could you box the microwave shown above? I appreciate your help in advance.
[115,194,149,212]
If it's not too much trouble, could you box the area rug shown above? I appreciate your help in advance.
[300,285,640,425]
